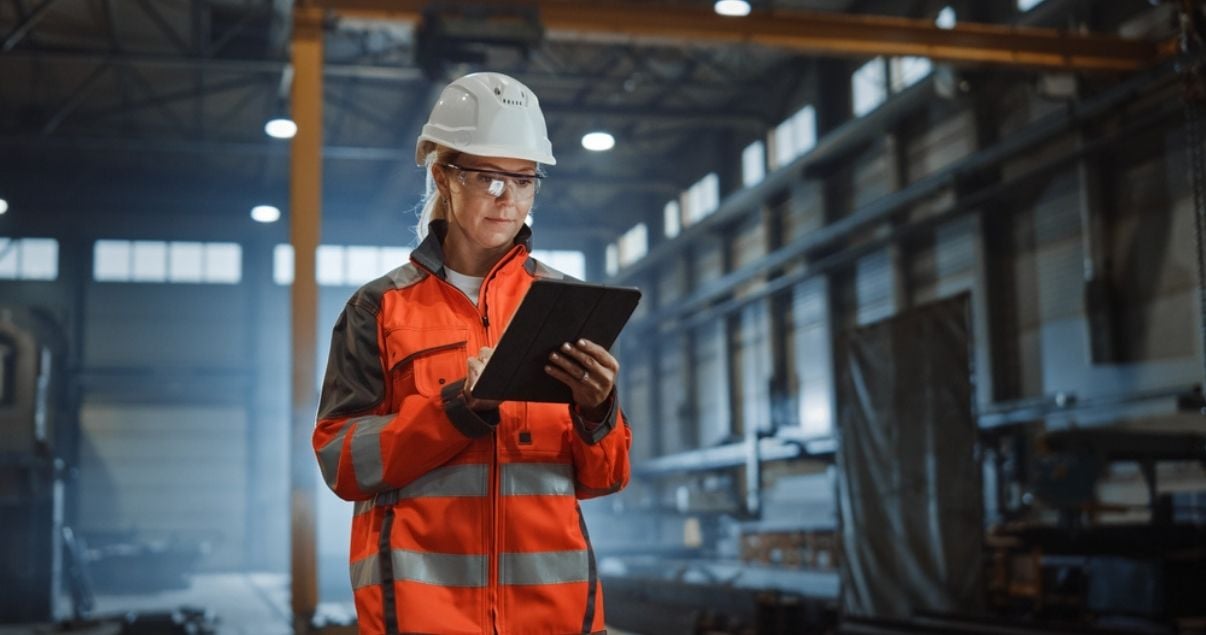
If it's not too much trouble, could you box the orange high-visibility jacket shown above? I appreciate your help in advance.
[313,221,631,635]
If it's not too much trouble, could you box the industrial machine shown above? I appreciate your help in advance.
[0,306,74,623]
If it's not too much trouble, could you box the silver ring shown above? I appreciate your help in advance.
[581,369,589,382]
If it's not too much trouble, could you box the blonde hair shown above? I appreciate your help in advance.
[415,142,462,242]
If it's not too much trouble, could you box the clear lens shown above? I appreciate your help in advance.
[446,164,542,201]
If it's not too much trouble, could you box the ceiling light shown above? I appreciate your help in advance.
[251,205,281,223]
[581,131,615,152]
[265,118,297,139]
[0,199,7,215]
[714,0,751,17]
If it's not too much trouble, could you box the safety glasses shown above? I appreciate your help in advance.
[442,163,545,201]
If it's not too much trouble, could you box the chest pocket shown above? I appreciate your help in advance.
[386,327,469,398]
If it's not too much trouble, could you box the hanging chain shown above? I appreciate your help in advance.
[1181,0,1206,405]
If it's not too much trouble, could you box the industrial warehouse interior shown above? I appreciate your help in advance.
[2,0,1205,633]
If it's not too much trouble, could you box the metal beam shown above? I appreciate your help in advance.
[0,48,765,92]
[321,0,1168,72]
[134,0,192,54]
[289,5,323,631]
[41,62,111,133]
[67,74,264,126]
[0,135,679,195]
[2,0,61,51]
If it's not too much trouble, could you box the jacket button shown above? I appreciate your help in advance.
[438,378,446,384]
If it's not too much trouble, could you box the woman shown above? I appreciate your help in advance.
[313,72,631,635]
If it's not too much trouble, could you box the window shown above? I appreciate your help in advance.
[530,249,586,281]
[616,223,648,269]
[203,243,241,284]
[664,201,681,239]
[890,57,933,92]
[605,244,619,277]
[169,242,204,282]
[93,240,240,284]
[94,240,131,281]
[275,244,411,286]
[769,105,816,170]
[1017,0,1044,11]
[852,57,888,117]
[0,238,58,281]
[936,6,956,29]
[132,241,167,282]
[742,140,766,187]
[682,173,720,227]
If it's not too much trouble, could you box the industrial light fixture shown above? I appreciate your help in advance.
[0,198,7,215]
[714,0,751,17]
[264,118,297,139]
[581,131,615,152]
[251,205,281,223]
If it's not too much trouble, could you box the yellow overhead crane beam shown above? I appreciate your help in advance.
[321,0,1173,72]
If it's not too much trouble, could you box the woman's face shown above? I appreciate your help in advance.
[436,154,538,254]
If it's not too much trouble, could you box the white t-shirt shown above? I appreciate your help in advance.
[445,267,485,306]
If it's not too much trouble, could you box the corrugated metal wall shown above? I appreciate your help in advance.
[79,281,257,572]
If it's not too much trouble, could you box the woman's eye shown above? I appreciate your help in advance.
[514,178,534,188]
[474,173,495,186]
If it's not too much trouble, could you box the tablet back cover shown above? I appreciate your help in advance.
[471,279,641,403]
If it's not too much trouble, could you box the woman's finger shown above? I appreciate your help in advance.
[548,350,588,379]
[572,339,619,371]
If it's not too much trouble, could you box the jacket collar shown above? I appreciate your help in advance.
[413,219,533,279]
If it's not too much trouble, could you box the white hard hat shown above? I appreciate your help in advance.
[415,72,556,166]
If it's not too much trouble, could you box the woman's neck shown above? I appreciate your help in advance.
[442,228,512,277]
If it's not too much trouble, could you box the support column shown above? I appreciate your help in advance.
[289,4,323,632]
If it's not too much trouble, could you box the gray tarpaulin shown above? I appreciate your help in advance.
[835,295,984,619]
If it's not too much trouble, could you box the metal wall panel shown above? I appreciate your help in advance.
[910,216,977,305]
[84,284,248,369]
[906,110,976,182]
[792,276,834,438]
[658,330,691,455]
[855,249,894,326]
[77,403,248,571]
[733,212,767,270]
[624,349,655,463]
[656,256,688,308]
[693,235,726,284]
[852,143,892,211]
[1108,126,1199,363]
[735,300,773,436]
[784,181,826,243]
[694,319,731,448]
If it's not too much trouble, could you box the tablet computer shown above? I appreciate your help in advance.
[470,278,642,403]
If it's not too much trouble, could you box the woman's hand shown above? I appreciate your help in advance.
[546,339,619,414]
[464,347,501,411]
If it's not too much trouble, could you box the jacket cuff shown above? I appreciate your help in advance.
[569,391,617,445]
[441,379,499,438]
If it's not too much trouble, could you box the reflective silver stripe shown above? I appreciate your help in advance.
[352,500,374,516]
[350,554,380,589]
[350,415,393,492]
[350,550,488,589]
[500,550,589,585]
[374,464,488,506]
[393,549,487,587]
[502,462,574,496]
[317,427,350,491]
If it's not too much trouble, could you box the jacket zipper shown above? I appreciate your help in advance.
[426,247,524,634]
[479,251,520,635]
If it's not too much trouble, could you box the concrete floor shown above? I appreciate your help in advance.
[0,574,640,635]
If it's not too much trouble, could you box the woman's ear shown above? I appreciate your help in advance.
[432,163,451,199]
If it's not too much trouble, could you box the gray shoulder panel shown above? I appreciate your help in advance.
[347,263,428,311]
[524,257,578,282]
